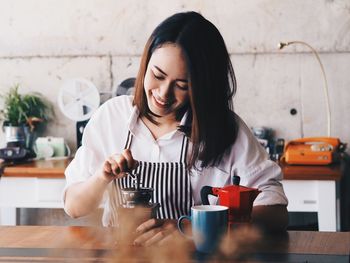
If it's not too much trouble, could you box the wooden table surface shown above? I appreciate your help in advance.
[0,226,349,262]
[2,159,70,178]
[2,159,343,181]
[279,160,343,181]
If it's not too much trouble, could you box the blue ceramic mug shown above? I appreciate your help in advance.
[177,205,228,253]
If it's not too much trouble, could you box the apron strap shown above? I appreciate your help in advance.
[179,135,189,164]
[124,130,133,150]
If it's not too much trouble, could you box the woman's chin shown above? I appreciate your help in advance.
[148,102,172,117]
[149,107,174,119]
[151,110,171,118]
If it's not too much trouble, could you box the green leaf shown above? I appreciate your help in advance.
[0,84,53,129]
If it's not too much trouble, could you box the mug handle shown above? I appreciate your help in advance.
[65,143,71,157]
[177,215,193,239]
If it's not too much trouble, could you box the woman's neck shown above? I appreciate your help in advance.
[141,115,179,140]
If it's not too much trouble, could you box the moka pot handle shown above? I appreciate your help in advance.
[200,186,220,205]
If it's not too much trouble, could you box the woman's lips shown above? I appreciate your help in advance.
[153,95,172,108]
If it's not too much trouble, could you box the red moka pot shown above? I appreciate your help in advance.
[201,175,261,224]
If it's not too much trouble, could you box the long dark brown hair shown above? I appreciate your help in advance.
[133,11,238,169]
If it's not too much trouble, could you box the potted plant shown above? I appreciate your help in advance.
[0,84,52,151]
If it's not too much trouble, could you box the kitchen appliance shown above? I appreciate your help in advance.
[201,175,260,227]
[0,125,36,163]
[0,144,34,162]
[116,172,159,244]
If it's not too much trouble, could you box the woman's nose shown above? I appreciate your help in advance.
[158,82,174,98]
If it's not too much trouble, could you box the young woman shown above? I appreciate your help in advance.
[64,11,288,246]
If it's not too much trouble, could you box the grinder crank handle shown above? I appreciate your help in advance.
[200,186,220,205]
[125,169,141,190]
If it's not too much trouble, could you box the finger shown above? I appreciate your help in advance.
[133,228,161,246]
[145,227,177,247]
[157,228,179,246]
[157,233,174,246]
[122,149,139,170]
[103,160,112,174]
[102,161,121,182]
[115,155,128,173]
[110,155,128,174]
[136,219,163,234]
[107,156,121,176]
[144,230,170,246]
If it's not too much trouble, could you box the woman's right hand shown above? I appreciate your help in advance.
[100,149,139,183]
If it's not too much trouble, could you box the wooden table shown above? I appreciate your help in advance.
[0,226,349,262]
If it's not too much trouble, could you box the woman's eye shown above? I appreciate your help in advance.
[176,84,188,91]
[153,73,164,80]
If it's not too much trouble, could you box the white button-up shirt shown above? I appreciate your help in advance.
[64,95,288,223]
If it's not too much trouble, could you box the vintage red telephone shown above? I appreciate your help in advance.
[201,175,260,225]
[282,137,346,165]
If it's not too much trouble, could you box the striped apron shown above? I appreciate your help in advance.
[116,131,193,219]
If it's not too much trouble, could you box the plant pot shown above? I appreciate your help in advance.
[3,124,36,150]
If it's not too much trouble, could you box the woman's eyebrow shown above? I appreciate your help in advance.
[154,65,188,82]
[154,65,168,76]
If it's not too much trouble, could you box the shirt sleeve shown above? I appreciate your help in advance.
[64,145,102,188]
[62,102,108,202]
[231,116,288,206]
[237,160,288,206]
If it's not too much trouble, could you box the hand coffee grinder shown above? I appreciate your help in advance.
[201,175,260,228]
[117,172,159,243]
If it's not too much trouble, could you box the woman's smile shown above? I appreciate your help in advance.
[152,93,173,109]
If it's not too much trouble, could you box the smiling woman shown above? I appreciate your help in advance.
[63,11,288,247]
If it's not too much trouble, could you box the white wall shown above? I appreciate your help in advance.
[0,0,349,152]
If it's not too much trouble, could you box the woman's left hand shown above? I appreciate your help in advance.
[133,219,178,246]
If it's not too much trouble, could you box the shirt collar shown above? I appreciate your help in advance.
[127,107,190,140]
[179,110,189,127]
[127,105,140,134]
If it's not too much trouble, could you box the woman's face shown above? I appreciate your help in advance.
[144,44,189,120]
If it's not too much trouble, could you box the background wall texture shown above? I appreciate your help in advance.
[0,0,349,153]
